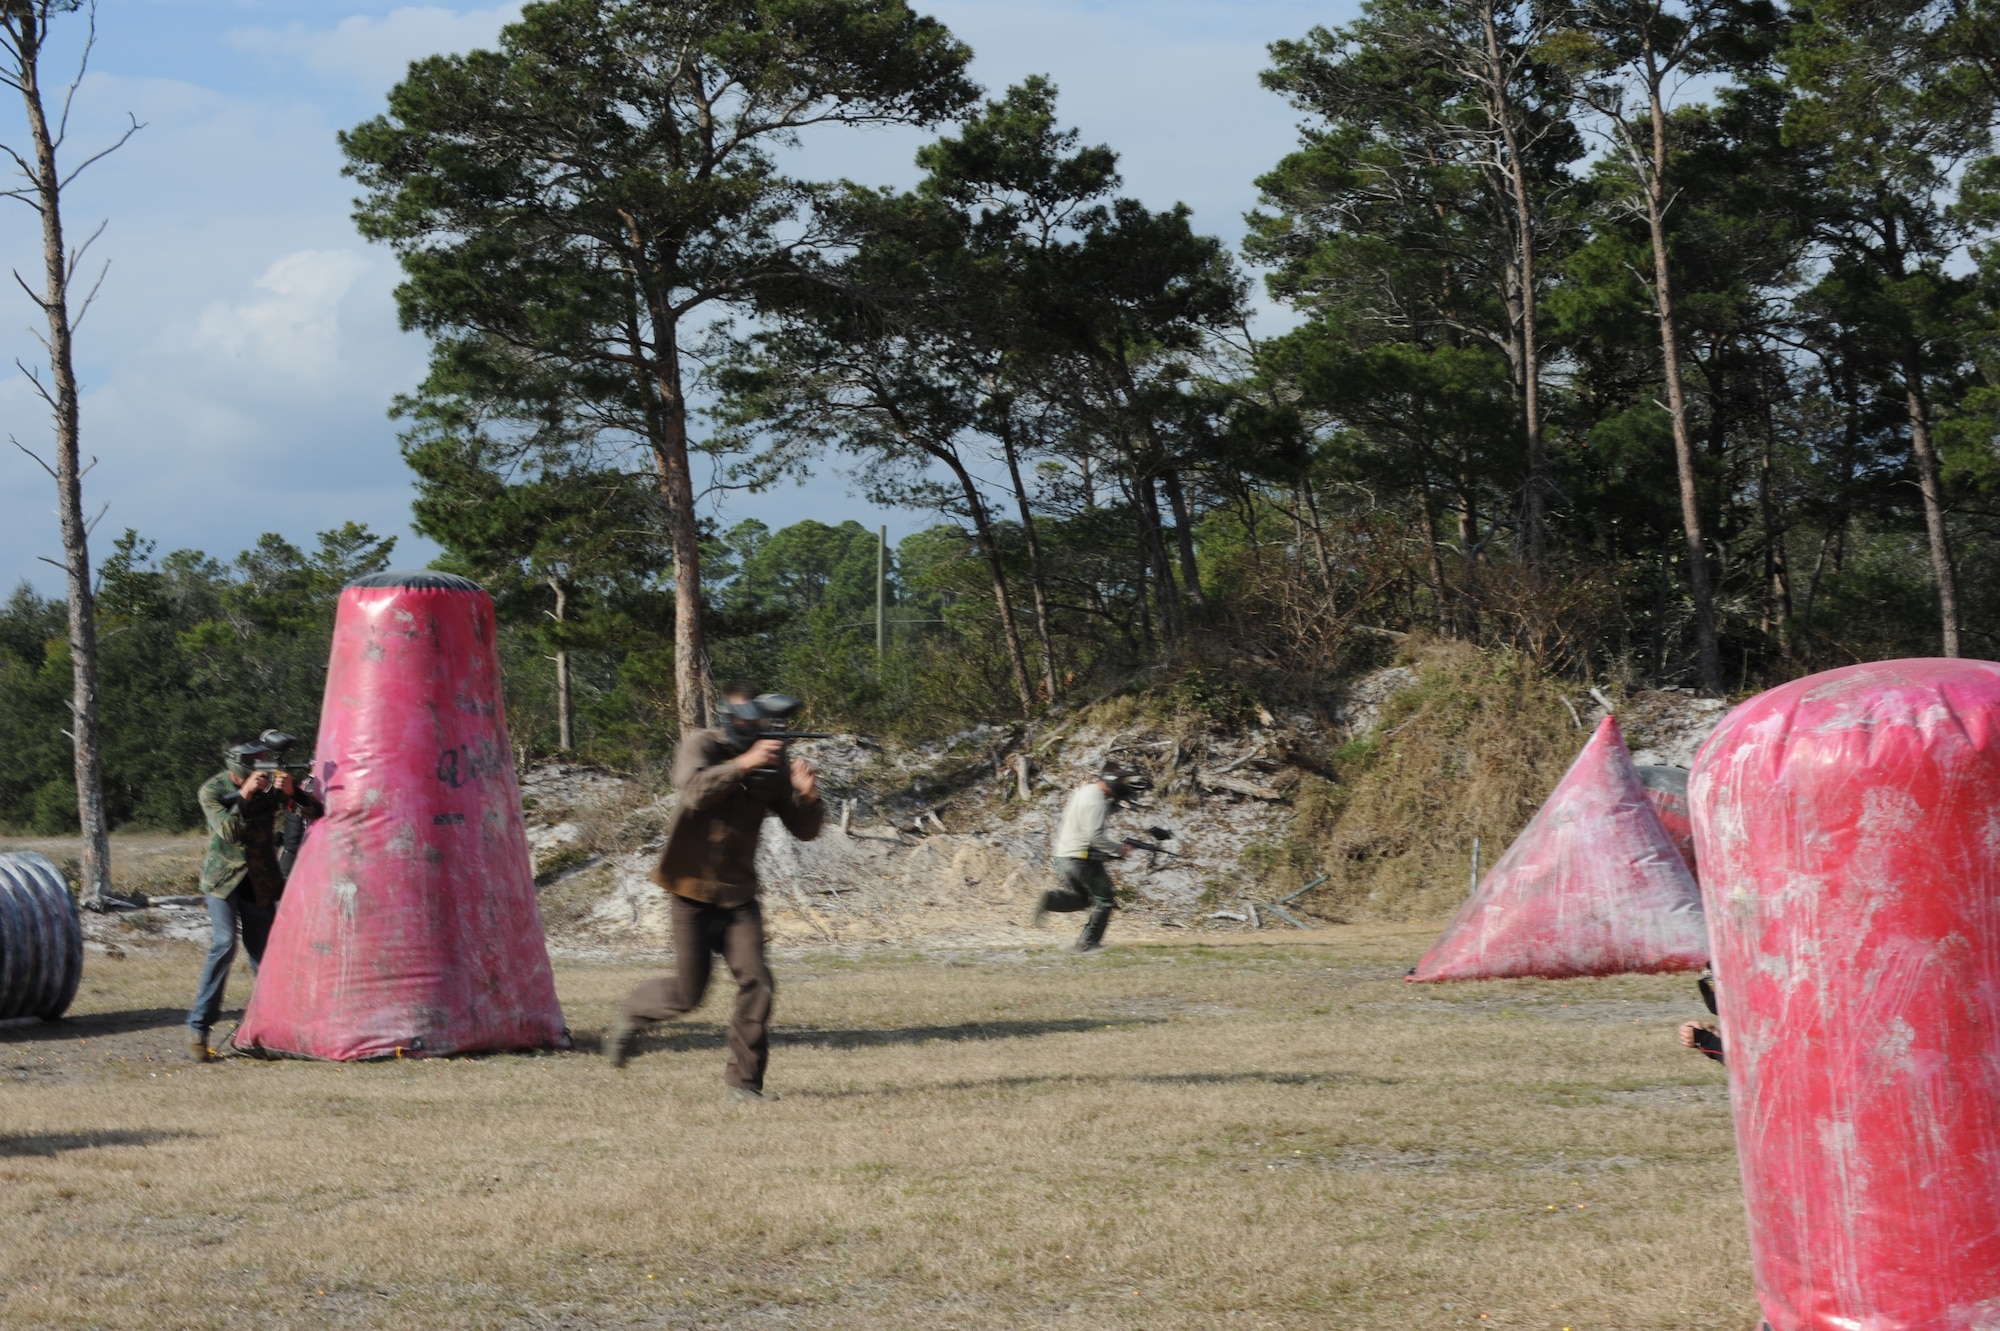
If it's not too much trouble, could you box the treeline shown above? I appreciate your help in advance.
[0,526,396,832]
[0,515,1079,831]
[355,0,2000,738]
[12,0,2000,826]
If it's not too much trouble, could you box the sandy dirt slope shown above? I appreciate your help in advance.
[4,672,1729,961]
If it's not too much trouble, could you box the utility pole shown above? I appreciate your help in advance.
[876,524,887,657]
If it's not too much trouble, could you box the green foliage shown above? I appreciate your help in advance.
[1167,668,1259,728]
[0,526,394,832]
[343,0,978,726]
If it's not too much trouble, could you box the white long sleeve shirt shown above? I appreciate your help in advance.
[1053,781,1122,861]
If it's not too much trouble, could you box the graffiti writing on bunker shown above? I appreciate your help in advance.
[437,737,505,789]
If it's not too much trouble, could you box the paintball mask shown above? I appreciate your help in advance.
[717,692,807,754]
[1100,764,1152,806]
[221,730,310,805]
[223,738,272,781]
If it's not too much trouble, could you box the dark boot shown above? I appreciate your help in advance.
[1072,903,1114,953]
[604,1015,643,1069]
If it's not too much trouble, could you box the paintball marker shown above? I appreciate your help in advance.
[1122,825,1182,859]
[221,729,313,809]
[742,694,838,744]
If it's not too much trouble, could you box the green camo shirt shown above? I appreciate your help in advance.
[197,770,285,903]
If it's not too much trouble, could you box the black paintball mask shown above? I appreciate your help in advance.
[716,692,805,755]
[223,737,272,781]
[1100,764,1152,807]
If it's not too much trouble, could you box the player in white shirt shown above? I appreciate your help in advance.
[1033,764,1149,952]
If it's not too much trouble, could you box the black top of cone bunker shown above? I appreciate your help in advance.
[345,570,484,592]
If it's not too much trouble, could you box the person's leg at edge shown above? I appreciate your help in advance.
[1075,860,1116,952]
[717,899,774,1095]
[1036,859,1095,925]
[186,893,240,1060]
[238,892,277,974]
[607,894,716,1067]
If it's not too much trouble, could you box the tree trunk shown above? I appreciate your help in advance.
[643,319,715,732]
[942,453,1035,717]
[548,576,574,752]
[1159,465,1208,610]
[1637,67,1721,692]
[12,11,110,907]
[1757,370,1792,658]
[1299,481,1337,615]
[1478,0,1546,570]
[1900,339,1962,656]
[1137,473,1181,641]
[997,416,1060,701]
[1455,445,1482,639]
[1122,476,1158,657]
[1415,482,1452,635]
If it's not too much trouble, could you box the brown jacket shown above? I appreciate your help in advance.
[651,729,824,906]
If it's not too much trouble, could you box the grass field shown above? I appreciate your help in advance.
[1,927,1751,1330]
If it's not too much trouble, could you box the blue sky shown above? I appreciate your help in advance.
[0,0,1345,595]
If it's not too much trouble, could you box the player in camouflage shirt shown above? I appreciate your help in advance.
[185,735,321,1061]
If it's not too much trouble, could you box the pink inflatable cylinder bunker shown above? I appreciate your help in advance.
[1409,714,1706,981]
[235,571,567,1060]
[1692,658,2000,1331]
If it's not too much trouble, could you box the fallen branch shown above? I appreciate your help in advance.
[1258,901,1312,930]
[786,882,835,942]
[1196,771,1288,801]
[1279,872,1329,904]
[1208,742,1266,776]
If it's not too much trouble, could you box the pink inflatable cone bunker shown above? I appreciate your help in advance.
[1693,659,2000,1331]
[1409,715,1706,981]
[236,571,567,1060]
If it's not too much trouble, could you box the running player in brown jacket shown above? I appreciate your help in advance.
[603,685,823,1098]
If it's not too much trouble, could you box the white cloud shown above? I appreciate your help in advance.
[227,5,524,95]
[191,249,375,384]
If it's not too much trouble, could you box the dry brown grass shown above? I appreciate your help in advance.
[1,930,1752,1330]
[1294,641,1584,922]
[0,832,205,900]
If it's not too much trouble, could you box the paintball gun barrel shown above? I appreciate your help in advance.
[1122,825,1181,859]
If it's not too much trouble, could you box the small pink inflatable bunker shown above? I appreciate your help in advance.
[1693,658,2000,1331]
[1409,715,1706,981]
[236,571,567,1060]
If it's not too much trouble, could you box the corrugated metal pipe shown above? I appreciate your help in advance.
[0,851,83,1020]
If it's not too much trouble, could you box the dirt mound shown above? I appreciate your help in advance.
[516,646,1737,949]
[16,648,1734,959]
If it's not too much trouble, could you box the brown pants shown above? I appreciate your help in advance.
[622,895,773,1091]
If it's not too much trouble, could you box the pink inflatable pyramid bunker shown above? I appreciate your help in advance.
[1409,715,1706,982]
[1695,659,2000,1331]
[235,571,568,1060]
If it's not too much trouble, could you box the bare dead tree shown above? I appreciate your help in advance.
[1569,0,1728,692]
[0,0,140,909]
